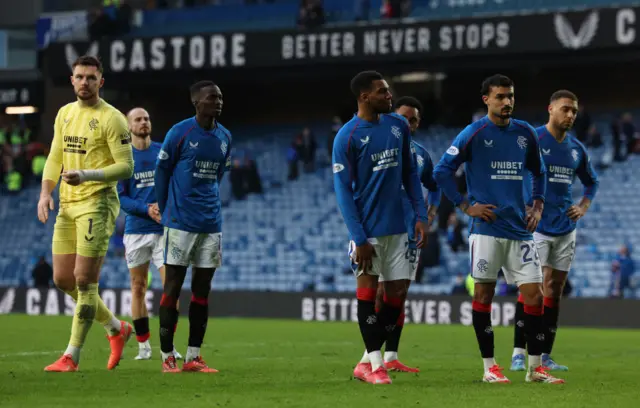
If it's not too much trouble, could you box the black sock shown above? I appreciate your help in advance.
[188,295,209,348]
[513,297,527,350]
[356,288,382,352]
[133,317,150,343]
[384,312,405,353]
[159,294,179,354]
[523,304,544,359]
[472,301,494,358]
[377,296,403,350]
[543,297,559,355]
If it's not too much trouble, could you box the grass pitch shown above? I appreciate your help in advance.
[0,315,638,407]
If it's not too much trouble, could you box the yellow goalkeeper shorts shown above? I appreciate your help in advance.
[52,188,120,257]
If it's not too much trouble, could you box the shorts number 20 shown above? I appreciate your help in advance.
[520,243,538,264]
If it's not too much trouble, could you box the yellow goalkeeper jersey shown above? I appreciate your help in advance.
[44,99,133,205]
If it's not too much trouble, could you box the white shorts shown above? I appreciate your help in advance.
[379,247,420,282]
[123,233,164,270]
[469,233,542,287]
[533,230,576,272]
[348,233,413,281]
[164,227,222,268]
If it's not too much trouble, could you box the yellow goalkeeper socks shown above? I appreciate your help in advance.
[64,287,78,301]
[63,286,121,336]
[68,283,98,352]
[96,299,121,336]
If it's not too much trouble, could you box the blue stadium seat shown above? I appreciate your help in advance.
[0,118,635,297]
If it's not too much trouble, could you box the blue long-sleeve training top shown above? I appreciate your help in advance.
[524,125,599,237]
[332,113,428,246]
[155,117,232,234]
[433,115,546,241]
[403,140,440,248]
[117,142,164,235]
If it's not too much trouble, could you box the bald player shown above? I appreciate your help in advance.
[117,108,181,360]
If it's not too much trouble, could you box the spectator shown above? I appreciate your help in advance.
[287,141,299,180]
[451,274,467,295]
[610,244,635,299]
[465,273,474,296]
[612,113,639,161]
[381,0,408,19]
[297,127,317,173]
[89,1,132,40]
[31,154,47,183]
[563,278,573,297]
[416,222,440,282]
[327,116,342,164]
[400,0,411,17]
[446,212,465,252]
[573,105,591,144]
[244,157,263,195]
[5,165,22,194]
[611,117,624,162]
[297,0,325,29]
[380,0,393,18]
[109,215,126,258]
[230,158,248,199]
[354,0,370,21]
[32,256,53,289]
[585,124,603,148]
[230,155,263,200]
[621,112,639,154]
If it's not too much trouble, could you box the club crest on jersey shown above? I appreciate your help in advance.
[89,118,99,131]
[391,126,402,139]
[220,141,227,155]
[416,154,424,168]
[517,135,528,150]
[572,149,579,162]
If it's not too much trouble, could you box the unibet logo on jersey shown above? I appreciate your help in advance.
[370,148,399,172]
[134,170,155,188]
[547,165,574,185]
[63,135,89,154]
[490,161,523,180]
[194,160,220,180]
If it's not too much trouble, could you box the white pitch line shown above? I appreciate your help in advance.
[0,350,63,358]
[0,341,358,359]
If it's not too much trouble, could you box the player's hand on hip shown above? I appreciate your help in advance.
[465,203,497,222]
[37,194,55,224]
[566,205,586,222]
[526,206,542,232]
[355,242,376,274]
[61,170,82,186]
[414,220,429,249]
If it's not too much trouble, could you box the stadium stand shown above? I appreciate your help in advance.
[1,119,636,298]
[40,0,639,37]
